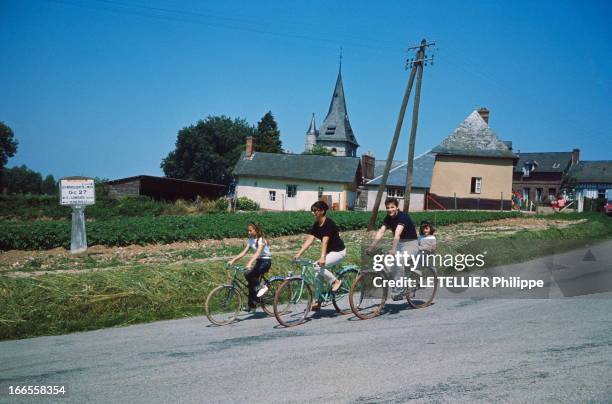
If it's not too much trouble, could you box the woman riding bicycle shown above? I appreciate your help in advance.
[293,200,345,311]
[227,222,272,312]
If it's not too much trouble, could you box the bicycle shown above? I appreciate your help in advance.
[205,264,285,325]
[272,259,359,327]
[349,251,438,320]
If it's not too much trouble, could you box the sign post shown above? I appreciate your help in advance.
[60,177,95,254]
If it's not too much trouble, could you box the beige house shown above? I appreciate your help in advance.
[429,108,517,210]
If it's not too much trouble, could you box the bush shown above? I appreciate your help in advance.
[235,197,259,211]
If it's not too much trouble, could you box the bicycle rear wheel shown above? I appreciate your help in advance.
[332,268,358,314]
[260,278,285,316]
[349,271,387,320]
[205,285,242,325]
[273,278,312,327]
[406,266,438,309]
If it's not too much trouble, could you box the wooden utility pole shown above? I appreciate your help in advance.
[404,39,433,211]
[367,64,417,230]
[367,39,435,230]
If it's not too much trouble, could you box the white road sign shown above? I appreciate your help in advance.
[60,178,95,206]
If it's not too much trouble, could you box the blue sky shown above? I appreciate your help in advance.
[1,0,611,180]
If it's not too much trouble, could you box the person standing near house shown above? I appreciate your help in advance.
[293,200,345,311]
[366,197,419,300]
[227,222,272,312]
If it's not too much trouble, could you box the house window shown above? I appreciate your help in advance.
[536,188,543,202]
[386,187,404,198]
[325,126,336,135]
[470,177,482,194]
[286,184,297,198]
[269,190,276,201]
[523,187,530,201]
[318,187,324,198]
[549,188,556,198]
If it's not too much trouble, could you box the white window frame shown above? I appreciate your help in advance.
[471,177,482,194]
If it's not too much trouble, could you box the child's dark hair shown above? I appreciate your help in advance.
[247,222,266,246]
[311,200,329,214]
[384,197,399,207]
[419,220,435,236]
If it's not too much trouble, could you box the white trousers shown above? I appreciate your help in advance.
[317,248,347,283]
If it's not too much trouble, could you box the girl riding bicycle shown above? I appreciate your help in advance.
[293,200,345,311]
[228,222,272,311]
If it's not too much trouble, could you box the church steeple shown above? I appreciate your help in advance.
[316,58,359,157]
[304,113,318,152]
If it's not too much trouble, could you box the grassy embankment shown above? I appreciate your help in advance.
[1,210,610,340]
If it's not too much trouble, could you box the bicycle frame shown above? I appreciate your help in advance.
[288,260,358,303]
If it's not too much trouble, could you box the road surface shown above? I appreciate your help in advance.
[1,242,612,403]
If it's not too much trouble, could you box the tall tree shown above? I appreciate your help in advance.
[161,116,255,186]
[254,111,282,153]
[42,175,57,195]
[0,121,18,170]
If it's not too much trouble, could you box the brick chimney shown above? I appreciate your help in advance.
[571,148,580,167]
[245,136,254,158]
[361,153,375,180]
[477,107,490,124]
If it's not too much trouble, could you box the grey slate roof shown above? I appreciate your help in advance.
[317,70,359,147]
[366,151,436,189]
[233,152,361,184]
[514,152,573,173]
[566,161,612,184]
[432,111,515,158]
[373,160,405,178]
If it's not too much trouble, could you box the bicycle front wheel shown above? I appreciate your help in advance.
[349,271,387,320]
[205,285,242,325]
[260,278,285,316]
[406,266,438,309]
[332,268,359,314]
[273,278,312,327]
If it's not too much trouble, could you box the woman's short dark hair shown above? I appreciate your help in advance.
[311,200,329,213]
[384,197,399,207]
[419,220,435,236]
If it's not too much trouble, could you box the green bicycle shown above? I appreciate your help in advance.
[205,264,285,326]
[272,259,359,327]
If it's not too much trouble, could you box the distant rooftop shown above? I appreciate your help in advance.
[567,161,612,184]
[366,151,435,189]
[432,110,515,158]
[514,152,573,173]
[233,152,361,184]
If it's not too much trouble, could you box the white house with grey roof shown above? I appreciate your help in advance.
[233,139,363,211]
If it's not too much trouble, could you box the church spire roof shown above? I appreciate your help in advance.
[318,62,359,149]
[307,113,317,135]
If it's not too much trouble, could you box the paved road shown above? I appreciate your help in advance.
[2,243,612,403]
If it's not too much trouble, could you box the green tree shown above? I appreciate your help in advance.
[0,122,18,170]
[254,111,283,153]
[303,144,334,156]
[161,116,255,186]
[5,165,42,194]
[41,175,58,195]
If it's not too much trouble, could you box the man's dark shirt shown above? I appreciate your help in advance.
[383,211,418,240]
[309,218,345,252]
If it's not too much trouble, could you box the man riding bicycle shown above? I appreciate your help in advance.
[366,197,419,301]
